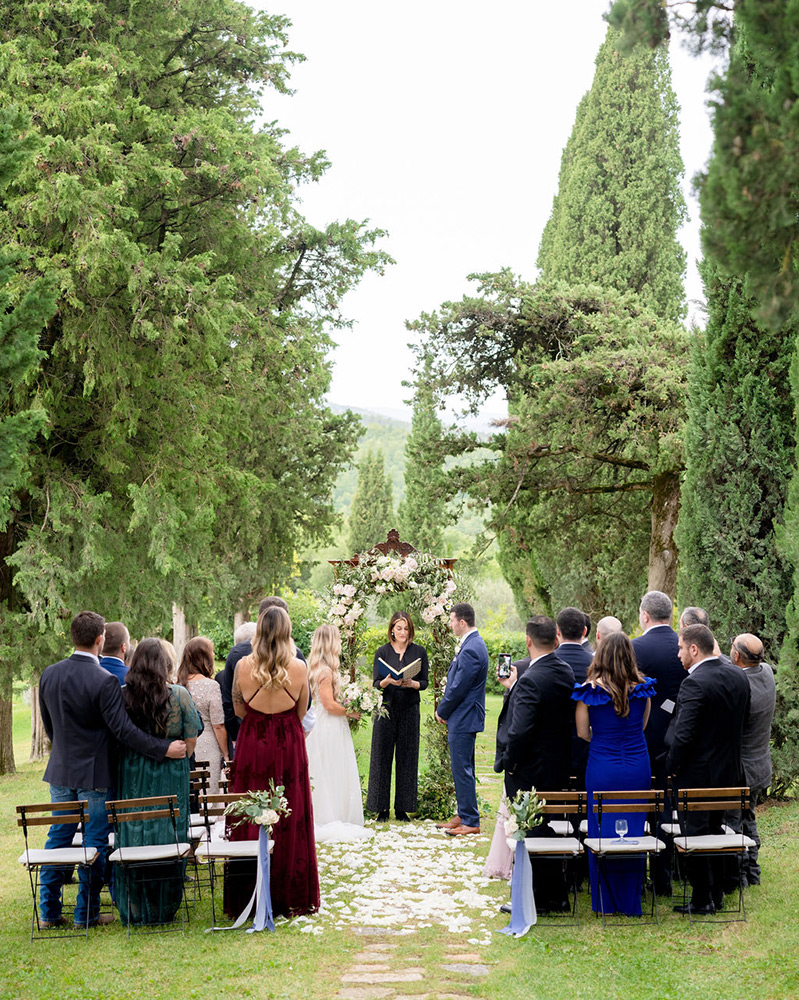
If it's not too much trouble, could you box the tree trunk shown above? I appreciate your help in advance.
[234,610,246,632]
[0,674,15,775]
[29,675,50,762]
[172,604,197,666]
[648,469,681,599]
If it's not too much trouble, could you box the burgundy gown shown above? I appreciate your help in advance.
[224,705,319,919]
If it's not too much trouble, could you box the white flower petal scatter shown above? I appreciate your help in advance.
[303,820,495,940]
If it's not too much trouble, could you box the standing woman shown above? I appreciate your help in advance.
[225,606,319,919]
[117,638,202,925]
[177,637,228,792]
[366,612,429,821]
[572,631,655,916]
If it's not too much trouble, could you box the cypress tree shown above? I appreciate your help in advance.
[397,355,450,554]
[348,450,395,555]
[676,258,794,652]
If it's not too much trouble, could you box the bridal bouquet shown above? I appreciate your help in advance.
[504,788,546,841]
[340,677,388,732]
[225,780,291,833]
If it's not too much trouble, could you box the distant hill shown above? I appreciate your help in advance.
[330,406,410,516]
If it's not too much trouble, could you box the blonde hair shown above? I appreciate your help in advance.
[308,625,342,700]
[250,606,295,690]
[160,639,178,683]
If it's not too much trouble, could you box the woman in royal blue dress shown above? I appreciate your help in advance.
[573,632,655,916]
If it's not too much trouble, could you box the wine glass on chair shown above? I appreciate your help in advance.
[614,818,628,844]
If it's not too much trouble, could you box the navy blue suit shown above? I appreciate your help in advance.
[437,630,489,826]
[99,654,127,685]
[632,625,684,776]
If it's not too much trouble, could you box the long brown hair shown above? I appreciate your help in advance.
[124,637,172,736]
[177,636,215,686]
[587,632,644,718]
[250,606,294,690]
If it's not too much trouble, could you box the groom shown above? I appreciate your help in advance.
[435,602,489,836]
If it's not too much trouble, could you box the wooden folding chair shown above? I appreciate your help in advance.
[17,800,100,941]
[107,795,191,934]
[193,792,273,930]
[673,786,754,923]
[583,789,667,925]
[508,791,586,926]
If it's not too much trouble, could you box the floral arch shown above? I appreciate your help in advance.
[327,530,459,699]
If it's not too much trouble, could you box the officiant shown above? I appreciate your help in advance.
[366,612,429,822]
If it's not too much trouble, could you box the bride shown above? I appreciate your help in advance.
[306,624,372,843]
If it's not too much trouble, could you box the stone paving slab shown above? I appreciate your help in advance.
[349,963,392,972]
[337,988,396,1000]
[342,970,425,984]
[441,963,490,976]
[443,953,483,962]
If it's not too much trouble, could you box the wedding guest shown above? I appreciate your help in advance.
[574,632,654,915]
[307,625,370,841]
[435,603,489,836]
[177,637,228,792]
[116,638,201,925]
[595,616,623,647]
[730,633,775,886]
[366,612,429,822]
[38,612,187,930]
[226,606,319,919]
[556,606,594,791]
[99,621,130,684]
[160,638,178,682]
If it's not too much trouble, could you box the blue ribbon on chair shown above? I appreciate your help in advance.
[499,840,537,937]
[247,826,274,933]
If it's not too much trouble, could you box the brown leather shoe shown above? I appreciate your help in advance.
[436,815,462,829]
[445,824,481,836]
[40,917,67,929]
[75,913,116,928]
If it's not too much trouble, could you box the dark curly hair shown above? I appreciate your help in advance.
[123,637,172,737]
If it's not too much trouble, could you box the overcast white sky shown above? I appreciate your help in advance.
[258,1,719,420]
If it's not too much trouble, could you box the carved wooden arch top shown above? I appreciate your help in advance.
[329,529,456,570]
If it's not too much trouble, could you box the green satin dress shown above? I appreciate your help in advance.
[116,684,201,925]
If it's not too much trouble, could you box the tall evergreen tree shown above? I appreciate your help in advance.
[397,353,450,554]
[496,25,688,616]
[0,1,387,771]
[348,450,395,555]
[676,258,794,652]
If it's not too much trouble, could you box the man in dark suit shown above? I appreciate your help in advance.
[98,620,129,684]
[555,606,594,789]
[497,615,575,909]
[730,633,776,886]
[38,611,187,929]
[666,623,751,914]
[435,602,489,836]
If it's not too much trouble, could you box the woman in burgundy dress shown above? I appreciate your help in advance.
[224,605,319,919]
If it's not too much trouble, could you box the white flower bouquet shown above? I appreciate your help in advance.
[225,779,291,833]
[340,676,388,731]
[504,788,546,841]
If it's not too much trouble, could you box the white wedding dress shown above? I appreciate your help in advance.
[306,700,373,844]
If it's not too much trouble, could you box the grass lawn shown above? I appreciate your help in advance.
[0,692,797,1000]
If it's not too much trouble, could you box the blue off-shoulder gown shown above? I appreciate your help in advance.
[572,679,656,915]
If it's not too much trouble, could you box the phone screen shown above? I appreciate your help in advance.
[497,653,511,678]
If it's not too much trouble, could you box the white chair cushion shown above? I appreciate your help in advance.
[194,839,273,861]
[584,835,666,855]
[506,837,583,855]
[108,843,190,863]
[548,820,573,836]
[674,834,756,852]
[18,847,99,866]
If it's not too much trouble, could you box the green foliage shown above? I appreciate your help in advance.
[414,716,456,821]
[332,409,408,517]
[347,450,395,556]
[397,351,452,554]
[769,678,799,799]
[0,1,390,771]
[537,25,687,324]
[676,259,794,654]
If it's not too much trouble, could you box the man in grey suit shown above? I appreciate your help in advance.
[730,633,776,886]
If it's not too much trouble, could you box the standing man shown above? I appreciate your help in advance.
[38,611,187,929]
[730,633,776,886]
[555,607,594,791]
[667,623,751,914]
[99,621,130,685]
[595,616,623,647]
[435,602,489,836]
[497,615,575,911]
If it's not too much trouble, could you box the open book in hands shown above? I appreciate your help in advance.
[377,656,422,681]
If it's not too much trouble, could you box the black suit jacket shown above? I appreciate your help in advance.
[39,653,170,789]
[632,625,684,766]
[499,651,575,797]
[494,656,531,770]
[555,642,594,781]
[665,657,751,788]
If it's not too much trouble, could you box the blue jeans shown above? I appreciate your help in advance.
[39,785,111,925]
[448,730,479,827]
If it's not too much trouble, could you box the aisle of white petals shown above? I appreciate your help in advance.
[289,821,497,945]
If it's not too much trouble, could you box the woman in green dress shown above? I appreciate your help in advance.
[116,637,201,925]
